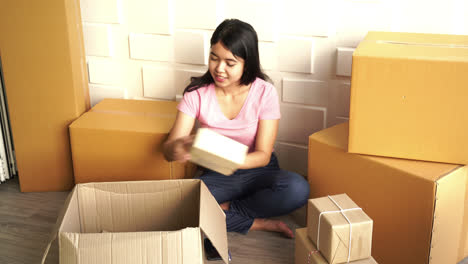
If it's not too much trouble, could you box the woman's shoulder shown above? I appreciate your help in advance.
[184,83,213,99]
[252,78,277,96]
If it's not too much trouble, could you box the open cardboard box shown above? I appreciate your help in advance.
[42,179,229,264]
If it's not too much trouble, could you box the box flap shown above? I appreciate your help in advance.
[429,166,467,264]
[319,122,461,182]
[59,185,81,233]
[77,180,199,233]
[198,181,229,263]
[42,186,79,264]
[59,228,203,264]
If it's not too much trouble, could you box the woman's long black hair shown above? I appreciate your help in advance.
[183,19,270,94]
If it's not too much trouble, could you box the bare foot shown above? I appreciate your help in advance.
[220,201,230,211]
[250,218,294,238]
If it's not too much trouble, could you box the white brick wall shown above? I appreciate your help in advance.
[259,42,276,70]
[174,69,206,95]
[336,0,390,47]
[80,0,121,23]
[225,0,278,42]
[282,78,328,106]
[175,0,218,30]
[80,0,466,176]
[142,66,176,100]
[129,33,173,62]
[278,37,315,74]
[89,84,125,107]
[83,23,113,57]
[277,104,325,145]
[280,0,336,37]
[336,47,355,77]
[174,30,209,65]
[274,142,308,176]
[87,58,125,85]
[127,0,173,34]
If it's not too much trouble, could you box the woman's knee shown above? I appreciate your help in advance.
[199,170,242,204]
[282,171,310,207]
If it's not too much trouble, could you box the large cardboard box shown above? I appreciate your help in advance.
[349,31,468,164]
[295,228,377,264]
[41,179,229,264]
[69,99,195,183]
[308,123,467,264]
[0,0,90,191]
[307,194,373,264]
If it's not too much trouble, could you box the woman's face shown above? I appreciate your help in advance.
[209,41,245,90]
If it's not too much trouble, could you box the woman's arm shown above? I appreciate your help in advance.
[238,119,279,169]
[163,111,196,162]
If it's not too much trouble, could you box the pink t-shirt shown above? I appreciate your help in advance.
[177,78,281,152]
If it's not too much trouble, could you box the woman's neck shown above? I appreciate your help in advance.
[216,83,251,97]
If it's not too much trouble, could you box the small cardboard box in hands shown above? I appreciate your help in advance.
[190,128,248,175]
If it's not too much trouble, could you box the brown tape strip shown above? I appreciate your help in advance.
[90,109,176,118]
[374,40,468,49]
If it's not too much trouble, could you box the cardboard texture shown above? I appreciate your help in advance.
[307,194,373,264]
[295,228,377,264]
[308,123,467,264]
[190,128,248,175]
[349,31,468,164]
[0,0,90,191]
[42,179,229,264]
[69,99,196,183]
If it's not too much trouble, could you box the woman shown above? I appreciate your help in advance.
[163,19,309,238]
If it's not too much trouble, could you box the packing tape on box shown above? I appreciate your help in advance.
[316,195,363,263]
[91,109,176,118]
[373,40,468,49]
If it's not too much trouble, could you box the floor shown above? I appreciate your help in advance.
[0,177,467,264]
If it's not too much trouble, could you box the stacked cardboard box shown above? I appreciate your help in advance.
[296,194,376,264]
[0,0,90,192]
[308,31,468,264]
[69,99,196,183]
[296,228,377,264]
[41,179,230,264]
[349,31,468,164]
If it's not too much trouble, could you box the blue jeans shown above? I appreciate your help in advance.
[198,153,310,234]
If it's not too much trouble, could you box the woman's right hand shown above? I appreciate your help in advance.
[163,135,195,162]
